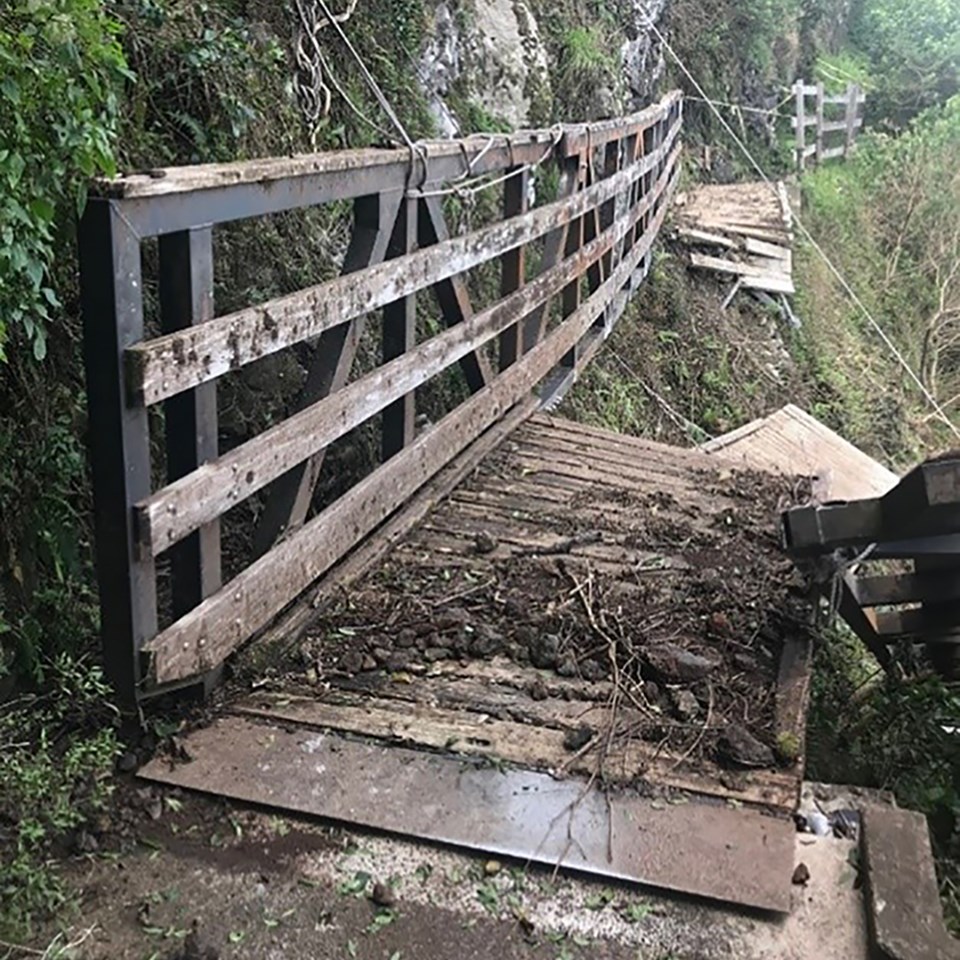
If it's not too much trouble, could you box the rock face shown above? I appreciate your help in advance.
[420,0,551,134]
[621,0,668,107]
[419,0,667,134]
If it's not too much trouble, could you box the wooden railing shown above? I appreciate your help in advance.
[791,80,865,171]
[79,90,683,702]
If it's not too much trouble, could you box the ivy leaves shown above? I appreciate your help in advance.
[0,1,130,362]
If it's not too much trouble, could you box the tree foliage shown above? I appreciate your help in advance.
[0,1,129,362]
[853,0,960,124]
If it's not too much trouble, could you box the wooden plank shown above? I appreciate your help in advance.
[233,693,798,809]
[795,80,807,171]
[844,84,860,156]
[743,237,791,260]
[741,275,796,295]
[689,252,791,282]
[135,180,652,556]
[250,192,403,558]
[775,632,812,781]
[855,570,960,607]
[141,174,676,684]
[97,94,682,200]
[126,128,680,407]
[676,228,738,249]
[821,145,846,161]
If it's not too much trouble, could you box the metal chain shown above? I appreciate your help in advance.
[293,0,360,149]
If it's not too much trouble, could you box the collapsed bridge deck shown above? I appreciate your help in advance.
[143,413,813,911]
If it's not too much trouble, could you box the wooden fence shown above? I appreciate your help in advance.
[79,90,684,703]
[791,80,864,171]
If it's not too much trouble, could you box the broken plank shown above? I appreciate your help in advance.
[741,275,796,295]
[689,252,792,282]
[232,693,798,809]
[675,228,738,250]
[743,237,791,260]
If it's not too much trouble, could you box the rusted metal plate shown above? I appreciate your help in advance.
[140,715,795,912]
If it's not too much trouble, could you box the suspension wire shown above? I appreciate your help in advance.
[643,16,960,440]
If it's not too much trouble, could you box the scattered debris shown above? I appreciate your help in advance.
[719,725,776,768]
[644,643,719,684]
[473,531,498,554]
[370,880,397,908]
[792,863,811,887]
[669,689,701,722]
[673,181,795,304]
[563,725,595,752]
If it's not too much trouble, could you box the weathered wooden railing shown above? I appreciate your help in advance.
[792,80,865,171]
[80,90,683,703]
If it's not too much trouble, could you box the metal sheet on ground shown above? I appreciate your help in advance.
[140,715,795,913]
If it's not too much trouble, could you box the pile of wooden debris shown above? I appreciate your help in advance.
[672,181,796,312]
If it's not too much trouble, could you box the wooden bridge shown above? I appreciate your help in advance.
[80,91,683,705]
[77,90,960,937]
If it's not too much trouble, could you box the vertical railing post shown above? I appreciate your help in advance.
[794,80,806,172]
[559,149,588,372]
[815,82,825,166]
[382,196,418,459]
[844,83,860,158]
[80,200,157,707]
[159,227,221,624]
[498,169,529,371]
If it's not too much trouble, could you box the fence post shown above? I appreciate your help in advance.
[794,80,806,172]
[844,83,859,157]
[815,82,825,166]
[382,196,418,459]
[498,169,529,371]
[158,227,222,619]
[79,200,157,707]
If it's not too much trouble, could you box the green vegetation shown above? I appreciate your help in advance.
[851,0,960,125]
[807,627,960,933]
[794,96,960,464]
[0,655,118,940]
[0,0,128,361]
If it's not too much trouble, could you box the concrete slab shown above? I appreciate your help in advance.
[862,806,960,960]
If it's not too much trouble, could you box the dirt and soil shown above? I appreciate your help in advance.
[243,453,814,780]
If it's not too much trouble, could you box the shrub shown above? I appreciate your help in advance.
[0,0,129,362]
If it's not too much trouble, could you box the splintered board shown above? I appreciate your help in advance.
[141,415,810,914]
